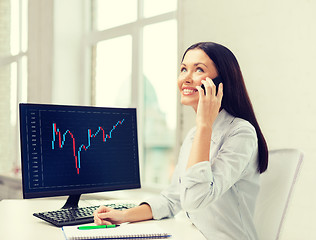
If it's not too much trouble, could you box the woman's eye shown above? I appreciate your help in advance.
[196,68,204,73]
[180,68,187,73]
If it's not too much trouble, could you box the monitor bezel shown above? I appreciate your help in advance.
[19,103,141,200]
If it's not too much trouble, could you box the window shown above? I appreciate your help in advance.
[90,0,178,187]
[94,35,133,107]
[0,0,28,173]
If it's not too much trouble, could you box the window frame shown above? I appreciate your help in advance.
[88,0,178,189]
[0,0,29,172]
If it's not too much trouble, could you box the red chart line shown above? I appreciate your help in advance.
[52,119,125,174]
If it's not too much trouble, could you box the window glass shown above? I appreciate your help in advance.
[10,0,20,55]
[21,0,28,52]
[91,0,178,187]
[0,63,16,172]
[95,35,132,107]
[143,0,177,18]
[94,0,137,30]
[142,20,177,185]
[10,62,17,125]
[21,56,28,102]
[0,0,11,57]
[0,0,27,56]
[0,0,28,173]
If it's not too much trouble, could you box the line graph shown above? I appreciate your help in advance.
[52,119,125,174]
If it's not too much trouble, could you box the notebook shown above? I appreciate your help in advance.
[62,223,172,239]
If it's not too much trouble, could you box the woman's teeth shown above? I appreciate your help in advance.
[183,89,196,94]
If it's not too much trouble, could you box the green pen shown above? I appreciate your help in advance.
[78,224,119,230]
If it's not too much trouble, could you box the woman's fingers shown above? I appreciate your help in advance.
[201,77,219,97]
[200,80,209,96]
[207,77,217,97]
[94,213,110,225]
[196,85,204,98]
[94,214,112,225]
[217,83,224,100]
[99,219,113,225]
[97,212,110,219]
[94,206,114,225]
[195,77,223,128]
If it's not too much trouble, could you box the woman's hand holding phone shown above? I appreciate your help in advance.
[200,76,222,95]
[196,77,223,129]
[186,77,223,169]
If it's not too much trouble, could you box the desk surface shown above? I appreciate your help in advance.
[0,199,206,240]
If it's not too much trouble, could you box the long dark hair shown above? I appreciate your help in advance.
[182,42,268,173]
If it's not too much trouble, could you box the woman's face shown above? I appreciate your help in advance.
[178,49,218,111]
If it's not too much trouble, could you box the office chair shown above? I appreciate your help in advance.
[254,149,303,240]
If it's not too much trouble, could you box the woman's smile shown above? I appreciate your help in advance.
[182,87,198,95]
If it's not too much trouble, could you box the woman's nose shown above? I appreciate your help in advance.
[185,78,192,83]
[183,73,193,83]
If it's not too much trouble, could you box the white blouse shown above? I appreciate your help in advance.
[145,109,260,240]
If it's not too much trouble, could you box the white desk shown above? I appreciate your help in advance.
[0,199,206,240]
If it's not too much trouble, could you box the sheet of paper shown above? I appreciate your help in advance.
[62,222,171,239]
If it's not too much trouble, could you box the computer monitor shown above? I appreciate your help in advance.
[19,103,140,208]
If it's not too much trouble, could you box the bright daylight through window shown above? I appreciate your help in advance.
[91,0,178,187]
[0,0,28,174]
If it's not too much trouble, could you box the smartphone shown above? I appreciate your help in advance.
[201,76,222,95]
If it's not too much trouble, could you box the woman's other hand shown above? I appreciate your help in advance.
[93,206,126,225]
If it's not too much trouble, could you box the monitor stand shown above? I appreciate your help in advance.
[61,194,81,209]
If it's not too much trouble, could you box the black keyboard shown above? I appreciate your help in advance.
[33,203,136,227]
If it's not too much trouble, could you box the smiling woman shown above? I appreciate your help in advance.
[93,42,268,240]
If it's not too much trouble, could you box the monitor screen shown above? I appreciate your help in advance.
[19,103,140,200]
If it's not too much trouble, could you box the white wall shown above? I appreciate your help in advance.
[178,0,316,239]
